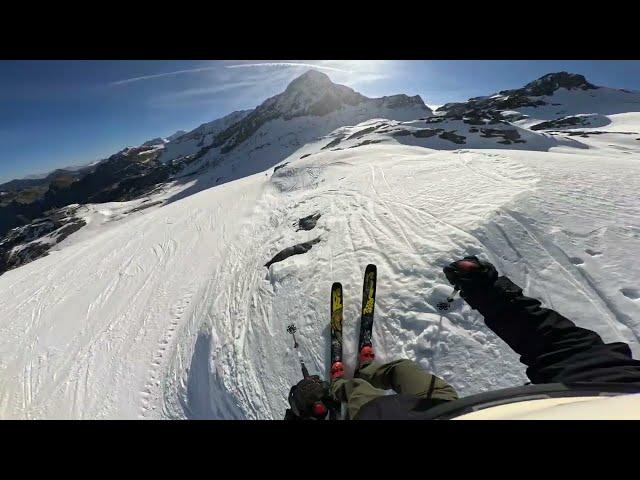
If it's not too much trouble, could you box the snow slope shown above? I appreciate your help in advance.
[515,86,640,126]
[157,110,252,165]
[1,74,640,419]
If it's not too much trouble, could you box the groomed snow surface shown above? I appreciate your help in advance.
[1,115,640,419]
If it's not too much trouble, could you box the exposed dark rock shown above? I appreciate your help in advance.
[265,237,321,268]
[142,137,166,147]
[177,171,199,179]
[0,168,97,210]
[349,140,384,148]
[530,116,588,130]
[0,166,96,197]
[462,110,508,125]
[274,162,290,173]
[425,116,445,124]
[392,130,412,137]
[55,219,86,243]
[1,241,51,272]
[469,127,479,133]
[462,115,486,125]
[412,128,444,138]
[347,126,378,140]
[375,94,427,110]
[0,144,170,238]
[501,111,527,122]
[127,201,164,214]
[0,206,86,275]
[516,72,597,97]
[561,130,637,137]
[438,131,466,144]
[322,136,344,150]
[437,72,598,123]
[252,143,271,151]
[480,128,522,141]
[185,143,216,164]
[172,111,250,149]
[0,186,49,208]
[299,154,311,159]
[297,213,321,231]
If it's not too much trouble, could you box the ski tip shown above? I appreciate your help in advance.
[365,264,377,270]
[332,282,342,289]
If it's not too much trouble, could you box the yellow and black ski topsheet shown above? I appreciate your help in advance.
[358,264,377,353]
[330,282,343,368]
[329,282,344,420]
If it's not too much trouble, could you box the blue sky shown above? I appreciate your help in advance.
[2,60,640,183]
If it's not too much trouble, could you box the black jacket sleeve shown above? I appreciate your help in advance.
[284,408,301,420]
[463,276,640,385]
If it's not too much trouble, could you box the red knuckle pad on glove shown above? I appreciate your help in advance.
[456,260,478,272]
[312,402,327,417]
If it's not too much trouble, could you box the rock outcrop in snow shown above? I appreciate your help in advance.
[518,72,597,96]
[0,144,173,274]
[437,72,597,119]
[436,72,640,129]
[0,205,85,274]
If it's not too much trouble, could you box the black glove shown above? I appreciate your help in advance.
[443,256,498,297]
[288,376,330,420]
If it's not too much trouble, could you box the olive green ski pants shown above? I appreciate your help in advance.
[330,359,458,420]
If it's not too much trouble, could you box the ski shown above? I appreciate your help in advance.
[329,282,344,420]
[357,264,377,373]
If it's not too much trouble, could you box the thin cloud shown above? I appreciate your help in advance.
[225,62,350,73]
[151,80,261,107]
[166,81,259,100]
[348,72,392,85]
[111,62,352,87]
[110,66,219,86]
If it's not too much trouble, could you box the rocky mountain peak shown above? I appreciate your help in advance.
[166,130,187,142]
[520,72,597,96]
[284,69,334,93]
[270,69,366,119]
[437,71,600,120]
[211,70,429,154]
[142,137,168,147]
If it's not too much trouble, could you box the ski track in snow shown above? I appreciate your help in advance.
[1,122,640,419]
